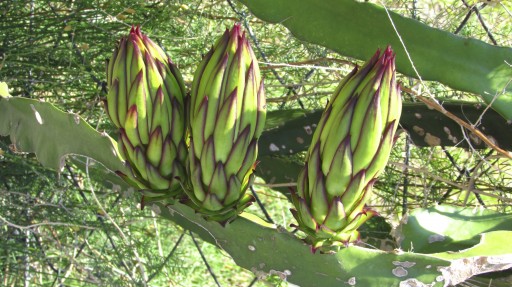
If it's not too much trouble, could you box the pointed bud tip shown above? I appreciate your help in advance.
[251,160,260,170]
[380,45,395,66]
[229,23,248,46]
[384,45,394,57]
[130,25,143,38]
[362,206,380,217]
[231,23,242,35]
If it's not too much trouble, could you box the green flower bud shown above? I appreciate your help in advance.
[105,26,187,200]
[186,23,266,223]
[291,47,402,251]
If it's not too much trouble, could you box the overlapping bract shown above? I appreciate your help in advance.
[186,24,266,222]
[291,47,402,251]
[105,27,187,196]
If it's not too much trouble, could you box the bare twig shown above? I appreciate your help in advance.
[260,58,354,70]
[189,232,222,287]
[402,86,512,160]
[250,186,274,224]
[454,4,476,34]
[84,159,148,286]
[461,0,497,45]
[254,182,296,188]
[389,161,512,203]
[0,216,96,230]
[266,91,331,103]
[147,231,186,283]
[226,0,309,109]
[402,136,411,215]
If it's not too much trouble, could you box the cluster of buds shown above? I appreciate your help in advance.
[105,24,401,241]
[105,24,265,221]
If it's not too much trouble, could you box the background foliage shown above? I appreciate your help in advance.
[1,0,512,286]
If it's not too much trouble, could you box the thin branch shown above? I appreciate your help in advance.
[260,58,354,71]
[402,86,512,160]
[84,159,148,285]
[402,136,411,215]
[254,182,296,188]
[225,0,307,109]
[147,231,186,283]
[461,1,497,45]
[0,216,96,230]
[250,186,274,224]
[266,91,331,103]
[31,231,59,273]
[189,231,222,287]
[454,5,475,34]
[389,161,512,203]
[247,277,259,287]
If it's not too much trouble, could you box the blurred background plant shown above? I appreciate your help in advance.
[1,0,511,286]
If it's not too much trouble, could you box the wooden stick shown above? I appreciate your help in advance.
[401,86,512,160]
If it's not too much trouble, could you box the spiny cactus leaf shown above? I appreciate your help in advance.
[70,156,129,190]
[157,202,451,287]
[397,205,512,254]
[260,110,321,157]
[158,202,512,287]
[401,102,512,150]
[237,0,512,120]
[264,109,308,131]
[359,216,395,251]
[470,272,512,287]
[0,97,128,175]
[3,96,512,286]
[260,103,512,158]
[433,231,512,287]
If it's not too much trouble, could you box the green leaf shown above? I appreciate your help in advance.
[260,103,512,158]
[258,110,321,156]
[158,202,451,287]
[359,216,395,250]
[159,202,512,287]
[433,231,512,287]
[401,102,512,150]
[0,97,127,175]
[238,0,512,120]
[264,109,308,131]
[397,205,512,254]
